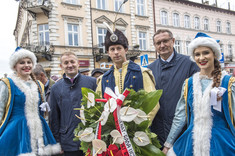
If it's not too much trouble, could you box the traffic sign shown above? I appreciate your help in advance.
[140,54,149,67]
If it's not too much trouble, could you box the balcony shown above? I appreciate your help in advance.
[23,43,54,61]
[26,0,52,19]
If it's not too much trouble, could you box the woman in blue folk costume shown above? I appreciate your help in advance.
[163,32,235,156]
[0,48,61,155]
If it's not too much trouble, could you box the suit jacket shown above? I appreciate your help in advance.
[148,50,199,146]
[49,73,97,151]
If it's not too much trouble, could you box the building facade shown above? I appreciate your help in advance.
[14,0,156,76]
[153,0,235,74]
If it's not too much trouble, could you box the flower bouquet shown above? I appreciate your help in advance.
[73,87,164,156]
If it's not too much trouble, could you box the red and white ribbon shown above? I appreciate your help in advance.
[95,87,135,156]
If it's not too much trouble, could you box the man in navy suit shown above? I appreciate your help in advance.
[50,52,97,156]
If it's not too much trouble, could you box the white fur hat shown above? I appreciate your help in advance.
[188,32,221,60]
[9,47,37,71]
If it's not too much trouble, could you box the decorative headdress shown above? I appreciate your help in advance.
[188,32,221,60]
[104,26,129,52]
[9,47,37,71]
[104,0,129,52]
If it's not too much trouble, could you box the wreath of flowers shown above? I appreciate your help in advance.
[73,87,164,156]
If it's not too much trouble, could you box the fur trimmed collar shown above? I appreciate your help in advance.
[192,72,213,156]
[10,74,61,155]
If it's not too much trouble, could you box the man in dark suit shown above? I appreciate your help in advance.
[148,29,199,149]
[50,52,97,156]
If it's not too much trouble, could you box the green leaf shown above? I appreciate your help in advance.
[139,144,165,156]
[141,90,162,114]
[137,120,149,131]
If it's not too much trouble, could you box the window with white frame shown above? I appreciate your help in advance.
[204,18,209,31]
[226,22,231,34]
[194,17,200,30]
[97,0,106,10]
[115,0,123,12]
[174,40,181,53]
[39,24,49,45]
[67,24,79,46]
[216,20,221,33]
[161,11,168,25]
[184,15,190,28]
[98,27,107,53]
[65,0,78,4]
[186,41,190,55]
[137,0,145,16]
[173,13,180,27]
[139,32,147,50]
[228,44,233,57]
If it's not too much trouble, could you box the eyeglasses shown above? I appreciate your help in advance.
[154,38,172,46]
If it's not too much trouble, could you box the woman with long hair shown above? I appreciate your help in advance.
[163,32,235,155]
[0,48,61,155]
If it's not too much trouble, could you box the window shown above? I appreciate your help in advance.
[226,22,231,34]
[173,13,180,27]
[137,0,145,16]
[184,15,190,28]
[194,17,200,30]
[115,0,124,12]
[228,44,233,57]
[161,11,168,25]
[139,32,147,50]
[39,24,49,45]
[66,0,77,4]
[216,20,221,33]
[98,28,107,53]
[68,24,79,46]
[97,0,106,10]
[174,40,181,53]
[186,41,190,55]
[204,18,209,31]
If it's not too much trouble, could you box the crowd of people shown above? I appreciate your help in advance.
[0,28,234,156]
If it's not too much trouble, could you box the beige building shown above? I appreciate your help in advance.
[153,0,235,74]
[14,0,156,76]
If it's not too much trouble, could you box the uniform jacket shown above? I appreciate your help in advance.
[49,73,97,151]
[148,50,199,146]
[97,60,156,96]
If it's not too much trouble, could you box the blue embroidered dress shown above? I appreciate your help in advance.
[0,75,61,156]
[165,72,235,156]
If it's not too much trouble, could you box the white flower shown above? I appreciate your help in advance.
[98,111,110,126]
[80,105,86,125]
[119,106,138,122]
[87,92,95,108]
[110,130,124,144]
[92,139,107,155]
[77,127,94,142]
[133,109,148,124]
[104,98,117,113]
[133,131,150,146]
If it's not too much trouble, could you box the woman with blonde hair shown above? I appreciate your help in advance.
[163,32,235,155]
[0,48,61,155]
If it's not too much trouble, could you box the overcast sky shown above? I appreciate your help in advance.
[0,1,18,77]
[0,0,234,78]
